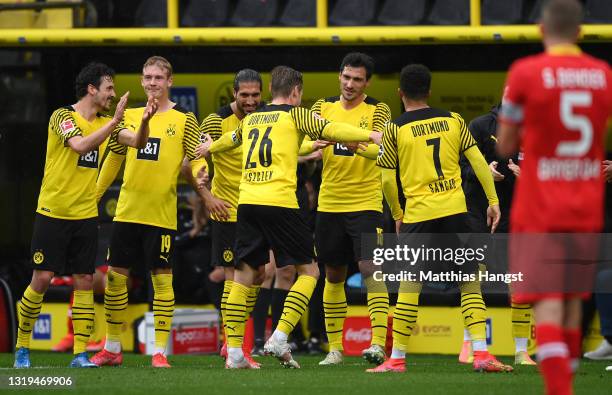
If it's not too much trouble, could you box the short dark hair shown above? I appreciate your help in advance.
[399,64,431,101]
[75,62,115,100]
[270,66,303,98]
[234,69,262,92]
[340,52,374,80]
[541,0,582,40]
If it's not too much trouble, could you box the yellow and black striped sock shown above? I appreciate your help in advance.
[277,275,317,336]
[104,270,128,346]
[459,281,487,344]
[245,285,260,319]
[152,273,174,353]
[220,280,234,337]
[72,289,95,354]
[225,282,249,348]
[16,286,44,349]
[511,302,533,339]
[323,279,347,352]
[364,275,390,348]
[392,282,421,352]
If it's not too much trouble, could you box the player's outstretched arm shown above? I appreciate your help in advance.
[67,92,129,155]
[95,151,125,203]
[354,142,380,160]
[464,145,500,233]
[207,127,242,155]
[381,167,403,225]
[116,95,158,149]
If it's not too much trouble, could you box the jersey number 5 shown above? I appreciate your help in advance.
[245,127,273,169]
[557,91,593,157]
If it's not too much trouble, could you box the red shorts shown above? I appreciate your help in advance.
[509,229,598,304]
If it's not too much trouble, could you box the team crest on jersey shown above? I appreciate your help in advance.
[166,124,176,137]
[60,119,76,135]
[359,116,369,129]
[33,250,44,265]
[223,249,234,263]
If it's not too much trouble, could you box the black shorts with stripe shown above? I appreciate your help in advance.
[30,213,97,275]
[211,220,237,267]
[108,221,175,271]
[315,210,382,266]
[235,204,314,269]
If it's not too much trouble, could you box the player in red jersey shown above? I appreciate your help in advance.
[497,1,612,394]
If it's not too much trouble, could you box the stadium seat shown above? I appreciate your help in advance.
[377,0,426,26]
[482,0,524,25]
[181,0,230,27]
[230,0,278,27]
[584,0,612,24]
[329,0,378,26]
[279,0,316,27]
[134,0,167,27]
[427,0,470,25]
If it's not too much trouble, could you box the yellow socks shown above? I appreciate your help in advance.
[225,282,249,348]
[459,285,487,348]
[392,285,420,352]
[323,279,347,352]
[220,280,234,337]
[277,275,317,336]
[16,286,44,349]
[104,270,128,347]
[364,275,390,348]
[245,285,260,319]
[72,289,95,354]
[151,273,174,353]
[511,302,533,352]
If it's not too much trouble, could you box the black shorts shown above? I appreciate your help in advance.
[30,213,98,275]
[315,211,383,266]
[399,213,478,275]
[109,221,175,271]
[235,204,314,269]
[211,220,237,267]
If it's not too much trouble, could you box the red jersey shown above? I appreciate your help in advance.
[500,45,612,232]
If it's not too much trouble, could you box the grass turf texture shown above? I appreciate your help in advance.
[0,353,610,394]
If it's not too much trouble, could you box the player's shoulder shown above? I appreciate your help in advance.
[51,105,75,118]
[393,107,452,127]
[215,104,234,120]
[259,103,294,113]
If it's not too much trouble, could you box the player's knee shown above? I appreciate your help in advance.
[31,270,54,293]
[298,262,319,280]
[325,265,346,283]
[72,273,94,290]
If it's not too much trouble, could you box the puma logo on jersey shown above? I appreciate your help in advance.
[160,255,169,263]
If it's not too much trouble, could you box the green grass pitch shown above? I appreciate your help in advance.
[0,353,610,394]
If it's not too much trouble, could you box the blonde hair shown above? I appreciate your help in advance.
[143,56,173,77]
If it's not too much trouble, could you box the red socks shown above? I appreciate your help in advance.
[536,324,572,395]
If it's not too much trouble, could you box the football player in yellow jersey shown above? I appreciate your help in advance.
[14,63,131,369]
[370,64,512,373]
[92,56,206,369]
[200,65,381,369]
[299,53,392,366]
[200,69,264,368]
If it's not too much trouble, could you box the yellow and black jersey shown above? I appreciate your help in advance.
[233,104,332,209]
[108,105,201,230]
[37,106,117,220]
[201,105,242,222]
[377,107,477,223]
[311,96,391,213]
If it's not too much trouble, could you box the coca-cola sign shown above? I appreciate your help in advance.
[342,317,372,356]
